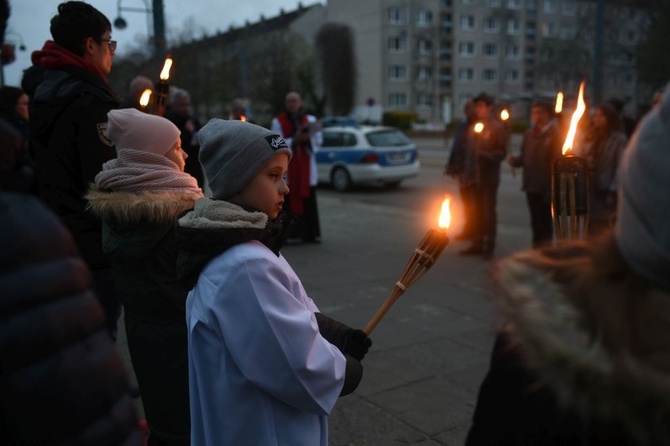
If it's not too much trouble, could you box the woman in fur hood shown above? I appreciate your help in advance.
[466,86,670,446]
[87,108,202,445]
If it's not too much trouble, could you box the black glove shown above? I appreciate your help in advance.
[315,313,372,361]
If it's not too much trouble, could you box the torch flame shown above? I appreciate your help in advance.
[561,81,586,155]
[555,91,564,114]
[139,88,152,107]
[474,122,484,133]
[159,57,173,81]
[240,115,247,122]
[438,197,451,230]
[500,109,510,121]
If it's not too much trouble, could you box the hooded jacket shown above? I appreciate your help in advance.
[30,47,120,269]
[467,234,670,445]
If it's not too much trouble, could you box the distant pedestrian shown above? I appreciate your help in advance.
[445,99,476,240]
[175,119,371,445]
[120,75,154,111]
[165,87,204,187]
[458,92,507,259]
[87,108,202,445]
[575,102,627,237]
[507,101,562,248]
[272,91,323,243]
[466,81,670,446]
[229,97,253,122]
[28,1,122,336]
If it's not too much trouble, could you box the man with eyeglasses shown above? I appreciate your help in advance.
[27,1,122,338]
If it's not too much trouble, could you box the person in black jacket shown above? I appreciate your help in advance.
[0,192,142,446]
[27,1,121,336]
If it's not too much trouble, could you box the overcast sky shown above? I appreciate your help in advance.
[2,0,325,87]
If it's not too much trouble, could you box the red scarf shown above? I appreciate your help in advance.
[32,40,108,83]
[277,112,311,215]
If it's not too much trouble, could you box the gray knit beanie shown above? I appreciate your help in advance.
[198,119,291,200]
[614,84,670,289]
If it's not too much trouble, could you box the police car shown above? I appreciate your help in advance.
[316,125,420,192]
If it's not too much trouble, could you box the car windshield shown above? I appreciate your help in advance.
[366,130,411,147]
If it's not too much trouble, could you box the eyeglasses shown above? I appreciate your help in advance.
[98,38,117,52]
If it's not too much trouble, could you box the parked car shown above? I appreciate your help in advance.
[316,125,420,192]
[321,116,359,128]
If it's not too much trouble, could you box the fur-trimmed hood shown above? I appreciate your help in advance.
[86,186,201,223]
[495,233,670,445]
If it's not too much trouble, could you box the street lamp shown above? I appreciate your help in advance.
[114,0,166,57]
[0,31,27,87]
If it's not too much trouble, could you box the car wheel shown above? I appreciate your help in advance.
[331,167,352,192]
[384,181,401,189]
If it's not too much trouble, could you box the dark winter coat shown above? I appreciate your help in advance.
[87,187,199,442]
[467,234,670,445]
[30,65,120,269]
[462,117,507,186]
[509,122,562,198]
[0,192,141,445]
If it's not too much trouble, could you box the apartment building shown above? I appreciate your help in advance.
[326,0,649,122]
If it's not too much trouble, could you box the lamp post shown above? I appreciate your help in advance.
[113,0,166,58]
[0,31,27,88]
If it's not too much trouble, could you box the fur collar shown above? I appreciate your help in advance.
[177,197,268,230]
[86,186,200,223]
[496,234,670,444]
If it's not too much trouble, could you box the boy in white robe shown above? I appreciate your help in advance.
[175,119,371,446]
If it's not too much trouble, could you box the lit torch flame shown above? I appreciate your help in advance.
[139,89,152,108]
[438,197,451,231]
[561,81,586,155]
[240,115,247,122]
[500,109,510,121]
[159,57,173,81]
[474,122,484,133]
[555,91,564,114]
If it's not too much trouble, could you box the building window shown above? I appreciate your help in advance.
[507,18,520,34]
[486,0,501,6]
[417,10,433,27]
[626,29,637,44]
[560,24,576,39]
[483,16,499,32]
[542,0,557,13]
[482,68,498,82]
[389,93,407,107]
[416,93,434,107]
[389,65,407,81]
[417,66,433,81]
[460,14,475,30]
[388,36,407,52]
[504,69,520,83]
[505,44,520,59]
[541,22,556,37]
[563,0,576,15]
[458,41,476,57]
[418,39,433,54]
[527,0,537,10]
[483,42,498,57]
[388,7,406,24]
[458,67,475,82]
[507,0,521,9]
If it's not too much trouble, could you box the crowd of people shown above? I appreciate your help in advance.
[1,1,669,446]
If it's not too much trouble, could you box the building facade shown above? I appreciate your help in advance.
[326,0,650,122]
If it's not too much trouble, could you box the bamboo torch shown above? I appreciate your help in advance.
[364,197,451,335]
[139,88,152,114]
[153,55,173,116]
[551,81,589,242]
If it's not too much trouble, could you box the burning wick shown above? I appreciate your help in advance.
[159,57,173,82]
[474,122,484,133]
[364,197,451,334]
[561,81,586,155]
[500,109,510,121]
[240,115,247,122]
[139,89,152,109]
[555,91,564,114]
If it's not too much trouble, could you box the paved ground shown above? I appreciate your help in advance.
[116,133,532,445]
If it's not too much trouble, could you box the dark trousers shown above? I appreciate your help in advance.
[284,186,321,242]
[526,192,553,248]
[463,182,499,249]
[459,185,474,236]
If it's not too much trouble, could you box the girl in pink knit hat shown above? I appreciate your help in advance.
[87,108,202,446]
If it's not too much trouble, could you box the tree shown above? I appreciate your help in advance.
[315,23,356,116]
